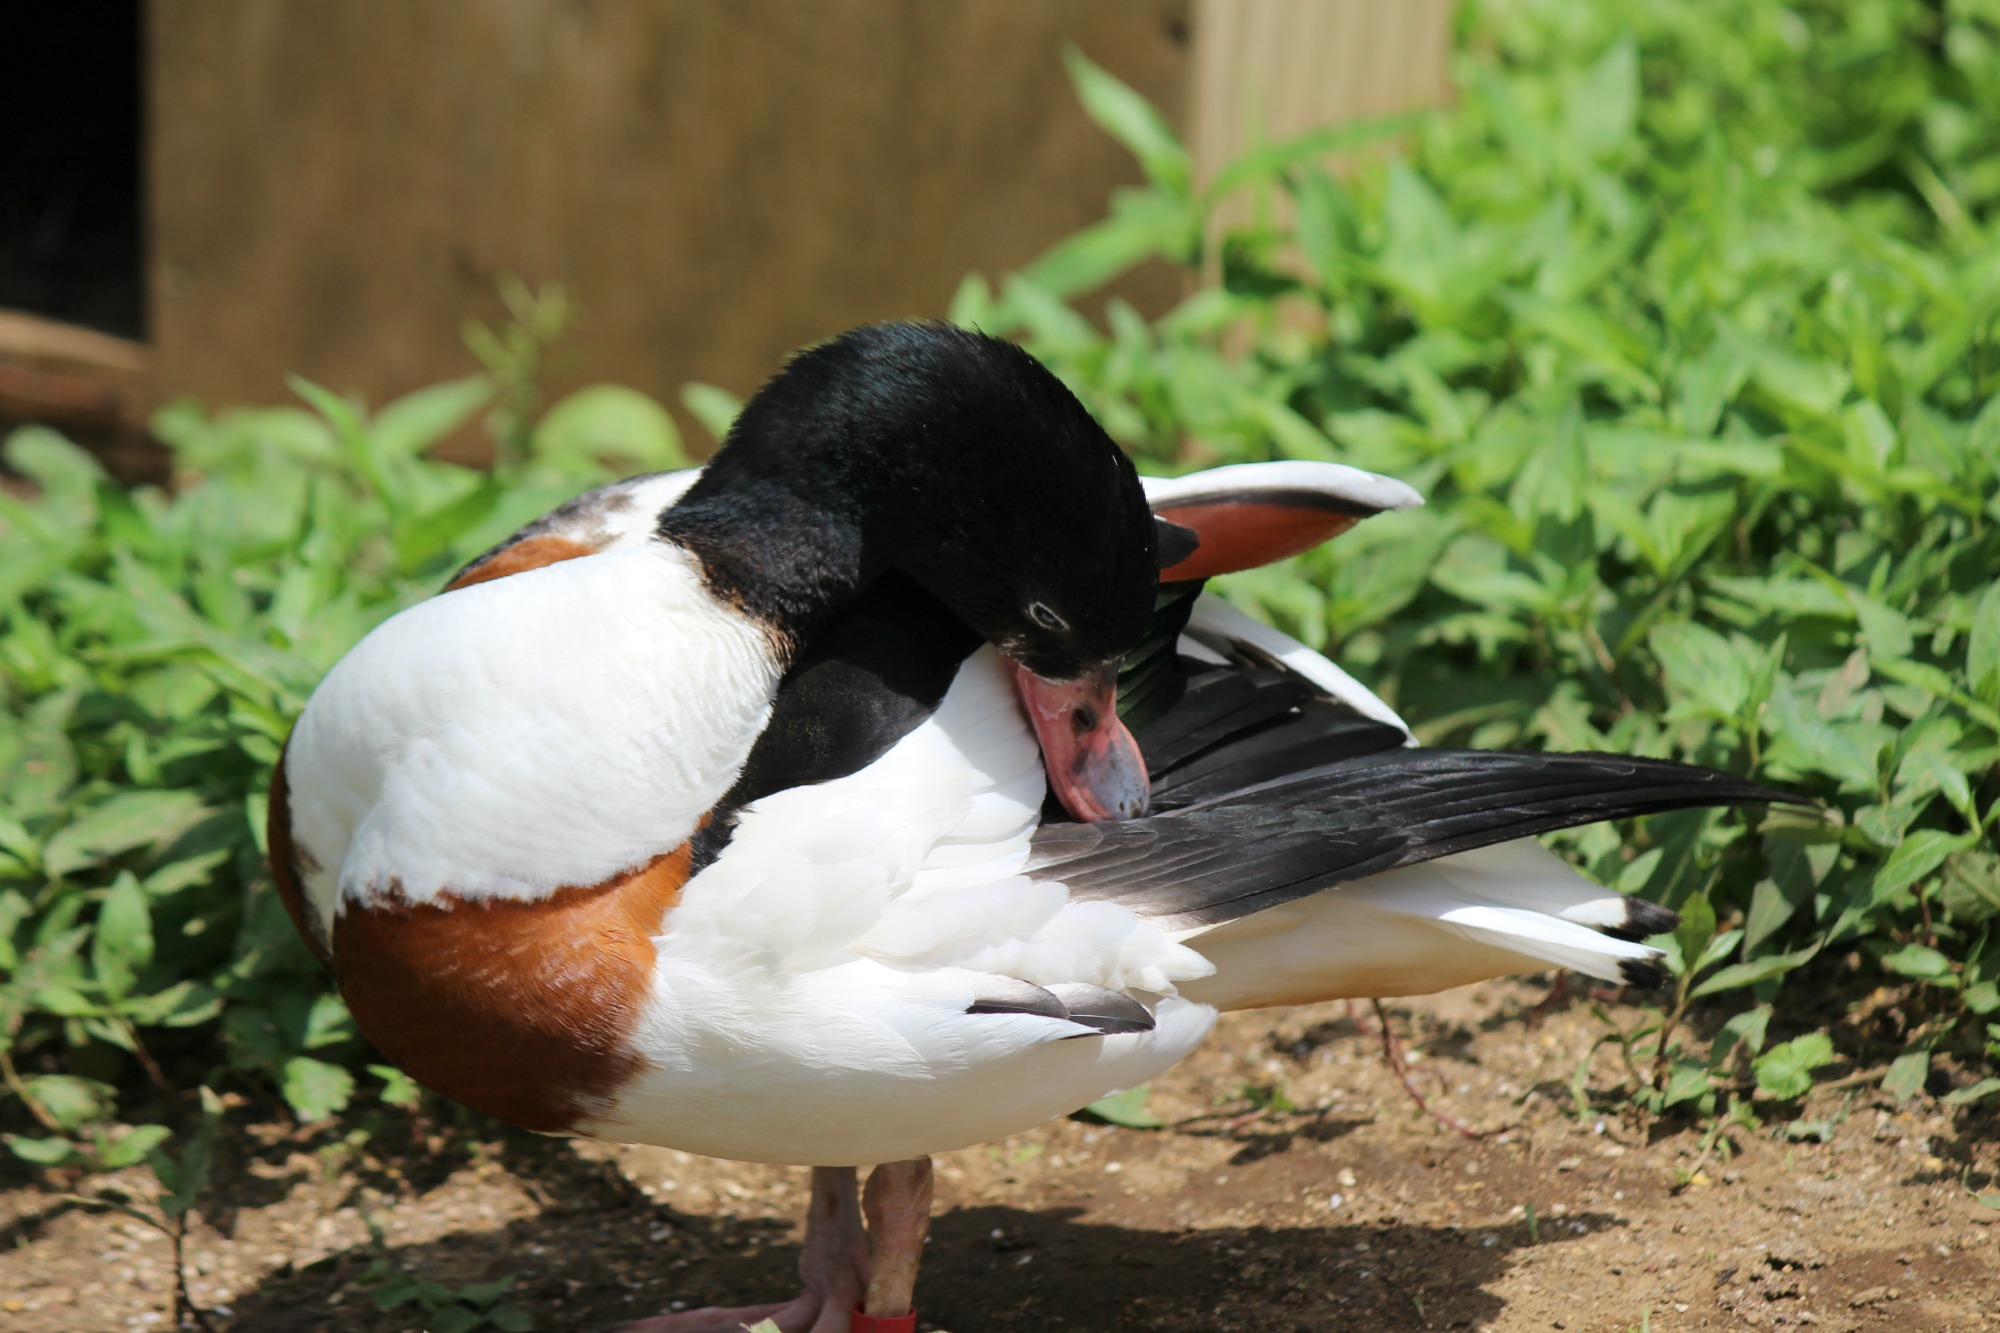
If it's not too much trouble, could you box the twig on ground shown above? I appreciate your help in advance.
[1522,971,1570,1028]
[1357,999,1508,1142]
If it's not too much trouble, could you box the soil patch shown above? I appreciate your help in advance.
[4,979,1996,1332]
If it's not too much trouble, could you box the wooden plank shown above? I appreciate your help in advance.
[148,1,1190,437]
[0,308,147,379]
[1189,0,1455,181]
[0,306,164,481]
[0,307,149,426]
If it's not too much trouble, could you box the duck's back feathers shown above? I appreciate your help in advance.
[443,470,699,590]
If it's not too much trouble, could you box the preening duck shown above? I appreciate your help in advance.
[270,322,1795,1333]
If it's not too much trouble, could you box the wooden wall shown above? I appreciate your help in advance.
[147,1,1192,426]
[1190,0,1456,178]
[142,2,1460,445]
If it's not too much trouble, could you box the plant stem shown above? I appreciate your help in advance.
[118,1016,173,1095]
[0,1045,66,1135]
[171,1211,218,1333]
[1650,976,1693,1091]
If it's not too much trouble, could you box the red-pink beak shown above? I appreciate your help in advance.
[1009,660,1150,823]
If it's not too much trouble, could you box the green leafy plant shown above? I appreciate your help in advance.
[363,1267,534,1333]
[50,1086,224,1330]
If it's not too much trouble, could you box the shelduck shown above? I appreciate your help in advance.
[269,322,1791,1333]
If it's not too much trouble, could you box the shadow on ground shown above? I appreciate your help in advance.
[215,1131,1606,1333]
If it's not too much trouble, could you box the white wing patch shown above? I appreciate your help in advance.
[1185,594,1415,738]
[286,542,780,925]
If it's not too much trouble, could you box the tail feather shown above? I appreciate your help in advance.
[1179,839,1675,1009]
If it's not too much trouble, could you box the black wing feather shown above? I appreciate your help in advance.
[1029,747,1802,932]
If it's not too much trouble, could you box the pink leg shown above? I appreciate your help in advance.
[621,1166,868,1333]
[860,1159,933,1321]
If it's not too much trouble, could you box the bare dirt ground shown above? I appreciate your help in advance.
[4,977,1996,1333]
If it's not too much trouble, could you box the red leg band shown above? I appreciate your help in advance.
[851,1304,918,1333]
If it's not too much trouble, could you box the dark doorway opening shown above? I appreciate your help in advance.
[0,1,144,340]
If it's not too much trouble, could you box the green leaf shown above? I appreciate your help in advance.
[302,991,355,1050]
[371,376,492,460]
[1970,581,2000,705]
[5,1134,78,1166]
[150,1086,222,1220]
[1662,1057,1712,1108]
[1943,1078,2000,1108]
[21,1074,115,1132]
[1078,1085,1162,1129]
[1881,943,1957,985]
[1207,110,1425,202]
[5,425,105,496]
[1062,47,1190,196]
[1566,38,1639,160]
[1689,943,1818,999]
[281,1056,356,1123]
[1666,891,1717,977]
[95,1123,173,1170]
[429,1307,483,1333]
[457,1280,516,1307]
[370,1275,424,1311]
[43,790,210,879]
[1873,830,1977,904]
[1754,1033,1837,1101]
[1694,927,1745,978]
[1881,1047,1930,1104]
[1714,1005,1772,1063]
[370,1063,424,1110]
[489,1303,536,1332]
[1764,690,1881,790]
[91,872,154,999]
[1746,839,1834,955]
[534,385,688,471]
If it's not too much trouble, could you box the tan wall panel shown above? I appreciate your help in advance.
[148,1,1190,423]
[1190,0,1456,178]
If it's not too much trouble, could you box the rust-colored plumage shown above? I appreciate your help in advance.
[331,843,694,1133]
[444,534,598,592]
[266,751,329,967]
[1155,502,1358,583]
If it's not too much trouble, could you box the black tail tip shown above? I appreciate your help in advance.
[1619,958,1670,991]
[1606,898,1681,943]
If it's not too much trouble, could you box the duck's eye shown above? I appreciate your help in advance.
[1028,601,1068,632]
